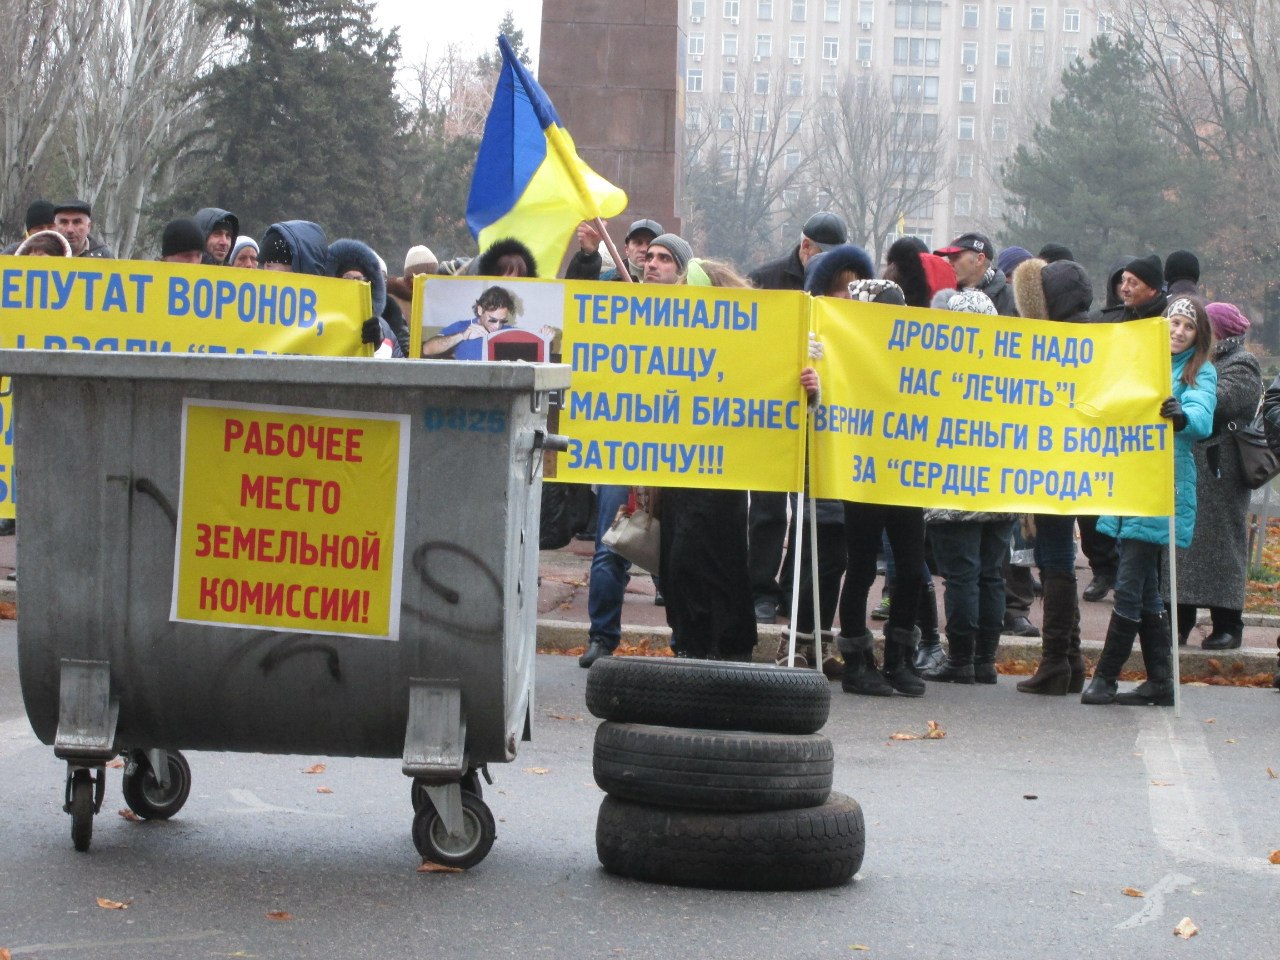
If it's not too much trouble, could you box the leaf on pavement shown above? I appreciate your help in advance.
[1206,658,1222,674]
[1267,767,1277,779]
[0,602,15,620]
[96,897,130,910]
[316,786,333,794]
[1173,917,1198,939]
[849,946,870,951]
[925,720,946,739]
[2,946,12,960]
[1268,850,1280,865]
[523,767,550,775]
[265,911,294,921]
[889,731,920,741]
[546,713,582,722]
[418,861,464,874]
[1203,718,1216,723]
[118,808,142,822]
[1122,887,1144,898]
[302,763,325,775]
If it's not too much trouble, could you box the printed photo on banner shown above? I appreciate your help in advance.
[420,276,566,362]
[171,398,410,641]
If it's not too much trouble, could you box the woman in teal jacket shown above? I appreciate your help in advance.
[1082,296,1217,706]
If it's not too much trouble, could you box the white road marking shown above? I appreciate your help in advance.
[222,787,342,818]
[9,930,224,954]
[1116,872,1194,929]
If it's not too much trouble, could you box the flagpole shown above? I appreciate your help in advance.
[594,217,633,283]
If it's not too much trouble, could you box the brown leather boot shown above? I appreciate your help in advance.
[1017,570,1075,695]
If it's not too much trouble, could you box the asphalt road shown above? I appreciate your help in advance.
[0,621,1276,959]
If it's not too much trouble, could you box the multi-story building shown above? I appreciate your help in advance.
[682,0,1109,257]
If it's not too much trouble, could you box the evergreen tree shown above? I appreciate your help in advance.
[1000,34,1215,288]
[171,0,412,258]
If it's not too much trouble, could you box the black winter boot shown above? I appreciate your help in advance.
[1017,570,1075,695]
[913,583,945,673]
[882,627,926,696]
[924,632,975,684]
[837,630,894,697]
[1081,612,1140,705]
[1114,611,1174,705]
[973,632,1001,684]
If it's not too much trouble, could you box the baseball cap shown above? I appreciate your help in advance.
[935,232,994,257]
[626,219,664,242]
[802,211,847,251]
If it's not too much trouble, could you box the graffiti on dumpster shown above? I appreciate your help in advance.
[171,399,410,640]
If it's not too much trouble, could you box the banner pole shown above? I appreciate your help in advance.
[594,218,632,284]
[1168,516,1181,718]
[787,491,806,668]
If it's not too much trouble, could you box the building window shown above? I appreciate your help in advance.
[894,37,940,66]
[821,74,837,95]
[719,109,735,130]
[755,34,772,57]
[856,38,872,59]
[1097,12,1114,34]
[962,4,978,28]
[893,74,940,104]
[956,153,974,177]
[1063,8,1080,31]
[789,35,806,58]
[825,0,840,21]
[720,144,736,167]
[685,107,702,129]
[687,69,704,92]
[997,5,1012,29]
[958,116,974,140]
[757,0,773,17]
[823,36,839,59]
[755,72,770,93]
[1029,44,1045,67]
[855,75,871,97]
[992,117,1008,140]
[995,43,1011,67]
[721,71,737,92]
[961,42,977,66]
[723,0,739,18]
[786,109,802,132]
[959,80,975,102]
[787,73,804,94]
[689,33,705,55]
[1164,52,1182,70]
[895,0,942,30]
[752,108,768,131]
[785,148,801,170]
[791,0,806,20]
[858,0,873,20]
[954,193,972,216]
[993,82,1010,104]
[1063,46,1079,62]
[692,0,706,17]
[723,33,738,56]
[896,112,939,139]
[1029,6,1045,30]
[988,196,1003,217]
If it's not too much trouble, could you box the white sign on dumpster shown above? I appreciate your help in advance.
[171,399,410,640]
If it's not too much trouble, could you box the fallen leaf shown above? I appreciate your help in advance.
[1230,661,1245,674]
[546,713,582,722]
[0,602,15,620]
[265,911,294,921]
[925,720,946,739]
[523,767,550,775]
[418,861,464,874]
[118,808,142,822]
[316,786,333,794]
[302,764,325,775]
[1151,781,1173,787]
[1173,917,1198,939]
[849,947,870,952]
[889,732,921,741]
[1070,890,1086,896]
[1268,767,1276,779]
[1204,718,1216,723]
[2,947,12,960]
[1206,658,1223,674]
[1269,850,1280,865]
[1226,739,1237,744]
[1122,887,1145,898]
[96,897,130,910]
[106,758,124,769]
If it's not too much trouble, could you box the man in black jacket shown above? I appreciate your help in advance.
[745,211,847,623]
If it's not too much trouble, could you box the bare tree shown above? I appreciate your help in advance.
[0,0,102,239]
[806,76,947,264]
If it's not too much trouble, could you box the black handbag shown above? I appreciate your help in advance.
[1228,403,1280,490]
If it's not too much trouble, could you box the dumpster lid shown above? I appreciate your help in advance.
[0,351,572,391]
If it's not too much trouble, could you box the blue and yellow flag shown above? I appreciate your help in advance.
[466,35,628,275]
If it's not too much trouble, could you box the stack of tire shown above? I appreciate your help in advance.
[585,657,865,890]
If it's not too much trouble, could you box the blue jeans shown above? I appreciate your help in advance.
[928,519,1014,640]
[1112,539,1164,621]
[587,485,632,649]
[1033,513,1077,574]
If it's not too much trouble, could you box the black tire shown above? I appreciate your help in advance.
[121,750,191,821]
[593,722,833,811]
[412,791,496,869]
[585,657,830,735]
[596,792,865,890]
[70,770,94,853]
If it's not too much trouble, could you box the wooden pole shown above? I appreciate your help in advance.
[594,217,633,283]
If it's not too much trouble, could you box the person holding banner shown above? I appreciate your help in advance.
[1082,296,1217,707]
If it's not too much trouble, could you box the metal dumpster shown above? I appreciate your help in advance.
[1,351,571,864]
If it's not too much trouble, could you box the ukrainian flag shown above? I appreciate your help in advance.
[466,35,628,275]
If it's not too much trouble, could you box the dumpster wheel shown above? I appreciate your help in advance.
[412,790,495,869]
[122,750,192,821]
[68,769,97,853]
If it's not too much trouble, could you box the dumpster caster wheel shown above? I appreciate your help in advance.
[412,791,495,869]
[122,750,191,821]
[69,770,95,853]
[412,769,483,813]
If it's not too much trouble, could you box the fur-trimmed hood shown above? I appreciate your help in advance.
[802,244,875,295]
[1014,258,1093,321]
[326,238,386,317]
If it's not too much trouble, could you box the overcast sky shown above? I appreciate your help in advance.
[373,1,545,70]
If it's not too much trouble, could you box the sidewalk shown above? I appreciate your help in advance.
[534,539,1280,681]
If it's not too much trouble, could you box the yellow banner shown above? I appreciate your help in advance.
[557,280,809,492]
[807,300,1174,515]
[0,258,373,517]
[171,400,409,639]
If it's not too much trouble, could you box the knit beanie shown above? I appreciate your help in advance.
[404,244,437,275]
[259,231,293,267]
[1123,254,1164,292]
[24,200,56,231]
[161,218,206,257]
[996,246,1033,278]
[1205,301,1250,338]
[229,236,258,264]
[648,233,693,273]
[1164,250,1200,285]
[1037,242,1074,263]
